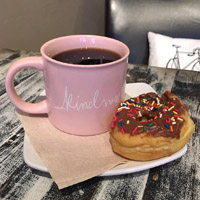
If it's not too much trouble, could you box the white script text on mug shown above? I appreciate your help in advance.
[55,86,121,111]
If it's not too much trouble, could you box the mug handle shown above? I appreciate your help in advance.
[5,57,48,114]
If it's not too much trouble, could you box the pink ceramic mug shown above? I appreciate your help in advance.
[6,35,129,135]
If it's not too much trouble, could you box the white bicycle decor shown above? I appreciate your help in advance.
[166,44,200,71]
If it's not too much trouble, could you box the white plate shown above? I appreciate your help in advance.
[23,83,187,176]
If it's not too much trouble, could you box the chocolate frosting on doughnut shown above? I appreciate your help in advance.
[111,91,187,139]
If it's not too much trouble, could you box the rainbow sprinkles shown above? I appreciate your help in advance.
[111,91,185,138]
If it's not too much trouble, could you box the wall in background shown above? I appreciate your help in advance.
[0,0,105,51]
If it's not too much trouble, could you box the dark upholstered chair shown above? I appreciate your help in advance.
[105,0,200,65]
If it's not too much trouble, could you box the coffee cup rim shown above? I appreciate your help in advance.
[40,35,130,68]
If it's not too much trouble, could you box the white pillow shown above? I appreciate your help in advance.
[148,32,200,71]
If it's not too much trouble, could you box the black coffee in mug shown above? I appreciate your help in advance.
[52,48,121,65]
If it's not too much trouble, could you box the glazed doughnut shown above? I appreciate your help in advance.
[110,91,195,161]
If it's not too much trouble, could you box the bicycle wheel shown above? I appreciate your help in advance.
[192,62,200,71]
[166,59,176,69]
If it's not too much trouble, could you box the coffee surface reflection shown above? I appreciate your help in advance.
[52,48,121,65]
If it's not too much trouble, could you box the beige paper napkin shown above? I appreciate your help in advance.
[17,111,128,189]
